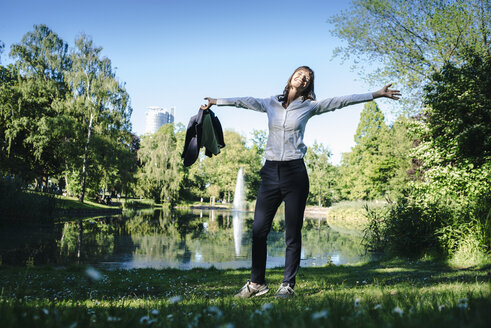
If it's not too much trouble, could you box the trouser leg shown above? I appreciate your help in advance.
[281,161,309,287]
[250,163,282,284]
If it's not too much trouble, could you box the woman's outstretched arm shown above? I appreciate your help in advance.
[312,83,401,115]
[201,96,267,113]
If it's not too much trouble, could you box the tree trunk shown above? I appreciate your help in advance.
[65,162,70,196]
[318,194,322,207]
[79,112,94,203]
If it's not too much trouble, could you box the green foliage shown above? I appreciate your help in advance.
[305,141,335,206]
[329,0,491,109]
[338,102,412,200]
[423,49,491,166]
[0,25,136,204]
[137,124,181,206]
[200,130,262,202]
[250,129,267,161]
[363,48,491,263]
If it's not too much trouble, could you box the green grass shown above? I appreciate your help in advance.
[55,196,117,210]
[1,259,489,327]
[325,200,388,230]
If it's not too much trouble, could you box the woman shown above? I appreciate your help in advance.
[202,66,400,298]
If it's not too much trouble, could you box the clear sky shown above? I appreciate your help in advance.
[0,0,397,164]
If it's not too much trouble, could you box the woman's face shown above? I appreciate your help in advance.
[290,69,311,91]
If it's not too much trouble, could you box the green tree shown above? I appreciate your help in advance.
[329,0,491,109]
[2,25,70,186]
[339,101,401,200]
[201,130,262,203]
[423,49,491,167]
[304,141,335,206]
[67,34,132,202]
[137,124,181,206]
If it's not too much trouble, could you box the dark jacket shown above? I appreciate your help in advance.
[181,108,225,167]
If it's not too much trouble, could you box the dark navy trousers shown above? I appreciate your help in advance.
[251,158,309,287]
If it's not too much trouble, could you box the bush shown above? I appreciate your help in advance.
[363,186,491,263]
[0,177,57,221]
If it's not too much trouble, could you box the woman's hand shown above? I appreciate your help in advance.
[372,84,401,100]
[201,97,217,110]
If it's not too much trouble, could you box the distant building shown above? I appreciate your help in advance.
[144,106,175,134]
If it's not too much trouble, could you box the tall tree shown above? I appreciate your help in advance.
[2,25,70,185]
[329,0,491,110]
[67,34,132,202]
[339,101,393,199]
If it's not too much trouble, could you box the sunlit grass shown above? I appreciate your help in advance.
[55,196,114,210]
[1,259,489,327]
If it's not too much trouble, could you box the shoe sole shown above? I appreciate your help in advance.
[253,288,270,297]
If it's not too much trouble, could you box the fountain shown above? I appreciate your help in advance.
[233,167,245,256]
[233,167,245,210]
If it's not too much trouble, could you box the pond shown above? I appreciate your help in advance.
[0,208,372,270]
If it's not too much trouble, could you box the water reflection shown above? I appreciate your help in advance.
[0,209,371,269]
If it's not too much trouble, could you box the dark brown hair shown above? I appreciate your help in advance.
[277,66,316,103]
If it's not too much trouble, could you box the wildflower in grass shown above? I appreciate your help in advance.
[261,303,273,311]
[392,306,403,316]
[42,308,49,315]
[458,298,468,309]
[354,297,361,308]
[373,304,383,310]
[85,267,102,281]
[151,309,159,316]
[312,310,329,320]
[169,295,182,304]
[107,316,121,322]
[207,306,223,319]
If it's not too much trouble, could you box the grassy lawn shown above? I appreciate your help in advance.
[1,259,489,327]
[55,196,116,210]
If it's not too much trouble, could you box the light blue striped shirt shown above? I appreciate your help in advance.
[217,93,373,161]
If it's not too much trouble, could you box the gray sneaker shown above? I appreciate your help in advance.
[275,283,294,299]
[234,280,269,298]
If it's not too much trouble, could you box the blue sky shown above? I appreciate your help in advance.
[1,0,397,164]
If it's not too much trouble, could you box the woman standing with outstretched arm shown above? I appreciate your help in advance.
[201,66,401,298]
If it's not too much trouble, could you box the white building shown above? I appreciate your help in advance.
[144,106,175,134]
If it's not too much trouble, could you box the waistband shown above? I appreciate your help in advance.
[264,158,304,166]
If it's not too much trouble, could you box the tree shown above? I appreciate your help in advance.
[329,0,491,110]
[2,25,70,186]
[423,49,491,167]
[137,124,181,206]
[305,141,335,206]
[338,101,410,200]
[67,34,132,202]
[201,130,262,203]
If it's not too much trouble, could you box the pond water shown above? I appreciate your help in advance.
[0,208,371,270]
